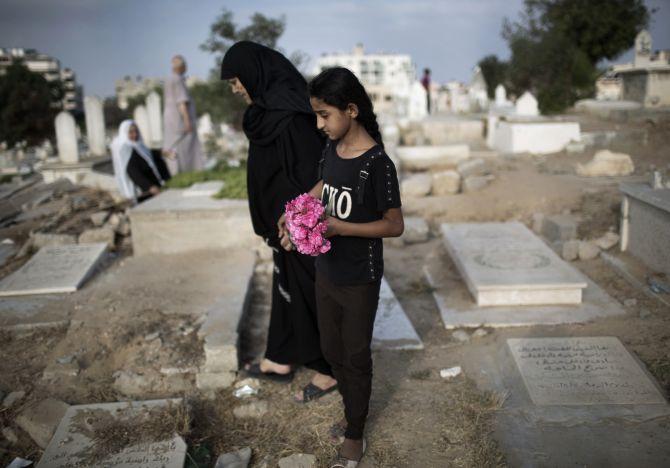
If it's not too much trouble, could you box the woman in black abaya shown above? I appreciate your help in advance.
[220,41,336,401]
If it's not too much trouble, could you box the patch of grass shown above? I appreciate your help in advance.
[165,161,247,199]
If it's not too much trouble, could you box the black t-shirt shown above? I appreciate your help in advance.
[315,141,401,285]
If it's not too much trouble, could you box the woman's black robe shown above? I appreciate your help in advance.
[221,41,330,374]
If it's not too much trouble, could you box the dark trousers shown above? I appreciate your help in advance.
[315,270,380,439]
[265,247,332,376]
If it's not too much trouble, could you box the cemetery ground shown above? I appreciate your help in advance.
[0,117,669,466]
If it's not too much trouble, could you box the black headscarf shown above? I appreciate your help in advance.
[220,41,313,145]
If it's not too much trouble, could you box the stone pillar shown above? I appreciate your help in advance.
[146,91,163,148]
[55,111,79,164]
[133,105,152,145]
[84,96,106,156]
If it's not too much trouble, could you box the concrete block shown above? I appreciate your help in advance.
[16,398,69,449]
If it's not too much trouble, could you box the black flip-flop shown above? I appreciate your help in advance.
[243,363,294,383]
[295,382,339,403]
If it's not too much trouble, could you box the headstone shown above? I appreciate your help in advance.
[495,84,507,106]
[133,105,152,146]
[36,399,187,468]
[372,278,423,350]
[0,243,107,297]
[508,337,666,405]
[146,91,163,147]
[515,91,539,117]
[83,96,106,156]
[55,112,79,164]
[197,113,215,142]
[408,81,428,121]
[441,222,587,306]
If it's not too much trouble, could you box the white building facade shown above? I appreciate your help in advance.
[0,47,81,112]
[314,44,425,119]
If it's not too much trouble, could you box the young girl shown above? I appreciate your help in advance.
[282,67,404,467]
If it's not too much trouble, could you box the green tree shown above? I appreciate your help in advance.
[201,9,286,62]
[478,55,509,99]
[0,61,63,146]
[197,8,310,127]
[501,0,651,113]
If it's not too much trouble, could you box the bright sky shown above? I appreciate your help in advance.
[1,0,668,98]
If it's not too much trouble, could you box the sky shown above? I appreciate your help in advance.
[1,0,669,98]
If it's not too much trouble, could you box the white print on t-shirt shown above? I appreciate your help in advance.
[322,183,352,219]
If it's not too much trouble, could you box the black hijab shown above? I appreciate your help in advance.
[220,41,313,145]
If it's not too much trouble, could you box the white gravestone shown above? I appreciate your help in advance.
[133,105,152,146]
[83,96,106,156]
[515,91,540,116]
[146,91,163,148]
[37,399,186,468]
[495,84,508,106]
[197,113,214,143]
[0,243,107,296]
[372,278,423,350]
[441,222,587,306]
[508,337,667,406]
[55,111,79,164]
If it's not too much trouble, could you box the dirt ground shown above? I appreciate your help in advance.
[1,118,669,467]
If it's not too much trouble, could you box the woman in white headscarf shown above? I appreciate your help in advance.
[110,120,171,202]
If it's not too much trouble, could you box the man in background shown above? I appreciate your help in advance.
[162,55,203,174]
[421,68,431,114]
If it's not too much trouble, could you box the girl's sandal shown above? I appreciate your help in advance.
[329,438,367,468]
[295,382,339,404]
[243,363,294,383]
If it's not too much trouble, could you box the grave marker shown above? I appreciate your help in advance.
[508,337,666,405]
[37,399,186,468]
[84,96,106,156]
[0,243,107,296]
[441,222,587,306]
[55,111,79,164]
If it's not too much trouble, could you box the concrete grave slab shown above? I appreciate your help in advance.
[459,334,670,467]
[507,337,667,405]
[182,181,224,197]
[197,248,256,391]
[441,222,587,306]
[395,145,470,171]
[493,120,580,155]
[423,252,625,329]
[620,182,670,277]
[0,243,107,297]
[129,189,256,255]
[372,278,423,350]
[37,399,186,468]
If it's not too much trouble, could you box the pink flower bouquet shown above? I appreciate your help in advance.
[284,193,331,256]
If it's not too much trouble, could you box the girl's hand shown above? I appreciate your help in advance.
[280,232,294,251]
[325,216,340,238]
[277,213,286,238]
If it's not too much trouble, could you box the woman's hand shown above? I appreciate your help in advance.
[277,213,286,238]
[280,232,293,251]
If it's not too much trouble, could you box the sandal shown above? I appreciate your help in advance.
[243,363,294,383]
[295,382,338,403]
[329,438,367,468]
